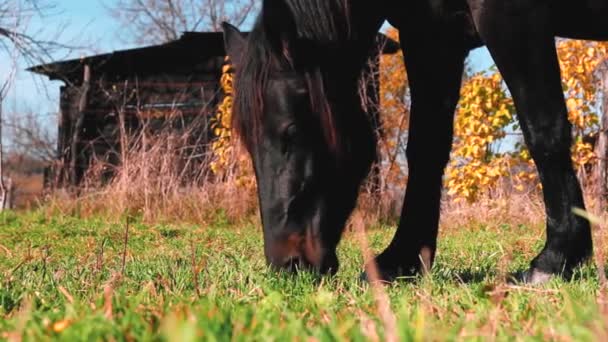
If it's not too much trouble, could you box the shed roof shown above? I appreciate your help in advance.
[28,31,400,84]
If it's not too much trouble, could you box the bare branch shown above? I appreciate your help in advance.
[0,56,16,210]
[106,0,259,44]
[0,0,75,65]
[2,111,56,163]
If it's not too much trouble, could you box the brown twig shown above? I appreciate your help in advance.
[8,254,33,276]
[57,286,74,304]
[352,212,398,342]
[103,272,121,320]
[0,243,12,257]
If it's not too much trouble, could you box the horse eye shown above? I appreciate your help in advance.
[284,124,298,140]
[281,124,298,154]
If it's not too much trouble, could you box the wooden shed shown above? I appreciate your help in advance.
[29,31,400,188]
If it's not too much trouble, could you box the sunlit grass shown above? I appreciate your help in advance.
[1,210,607,341]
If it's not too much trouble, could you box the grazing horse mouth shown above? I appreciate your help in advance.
[266,226,337,274]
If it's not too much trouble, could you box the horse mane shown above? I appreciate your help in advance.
[232,0,352,154]
[281,0,351,42]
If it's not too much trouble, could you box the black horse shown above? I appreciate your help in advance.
[222,0,607,284]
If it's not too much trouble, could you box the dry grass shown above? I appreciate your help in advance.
[49,179,257,221]
[1,173,45,210]
[440,190,546,230]
[46,154,591,232]
[44,118,259,226]
[46,177,258,226]
[352,184,549,234]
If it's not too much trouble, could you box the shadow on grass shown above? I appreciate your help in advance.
[453,264,606,285]
[450,269,497,284]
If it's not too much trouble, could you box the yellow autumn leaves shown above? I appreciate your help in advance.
[447,39,607,201]
[210,60,254,188]
[446,72,519,201]
[210,62,234,175]
[559,40,606,172]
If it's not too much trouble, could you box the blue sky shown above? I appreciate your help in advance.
[1,1,495,119]
[2,0,134,115]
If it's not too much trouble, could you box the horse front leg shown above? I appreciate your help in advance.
[367,32,467,281]
[472,1,593,283]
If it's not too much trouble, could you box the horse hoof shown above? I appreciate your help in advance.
[508,268,553,285]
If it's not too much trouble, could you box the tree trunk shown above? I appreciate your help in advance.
[0,94,7,210]
[595,69,608,214]
[0,94,13,210]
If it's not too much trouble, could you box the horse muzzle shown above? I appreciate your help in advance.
[265,230,339,275]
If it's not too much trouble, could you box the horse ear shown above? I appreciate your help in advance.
[222,22,246,67]
[262,0,298,56]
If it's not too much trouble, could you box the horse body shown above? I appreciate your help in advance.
[223,0,608,283]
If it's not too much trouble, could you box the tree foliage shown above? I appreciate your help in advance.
[210,60,254,188]
[446,39,608,201]
[377,28,409,188]
[558,40,607,170]
[445,72,519,201]
[210,61,234,175]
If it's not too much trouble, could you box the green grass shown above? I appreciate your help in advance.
[1,210,606,341]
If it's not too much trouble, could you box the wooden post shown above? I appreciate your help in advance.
[117,80,129,201]
[3,178,12,210]
[70,64,91,186]
[57,85,72,187]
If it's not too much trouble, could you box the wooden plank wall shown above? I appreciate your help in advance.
[53,72,222,187]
